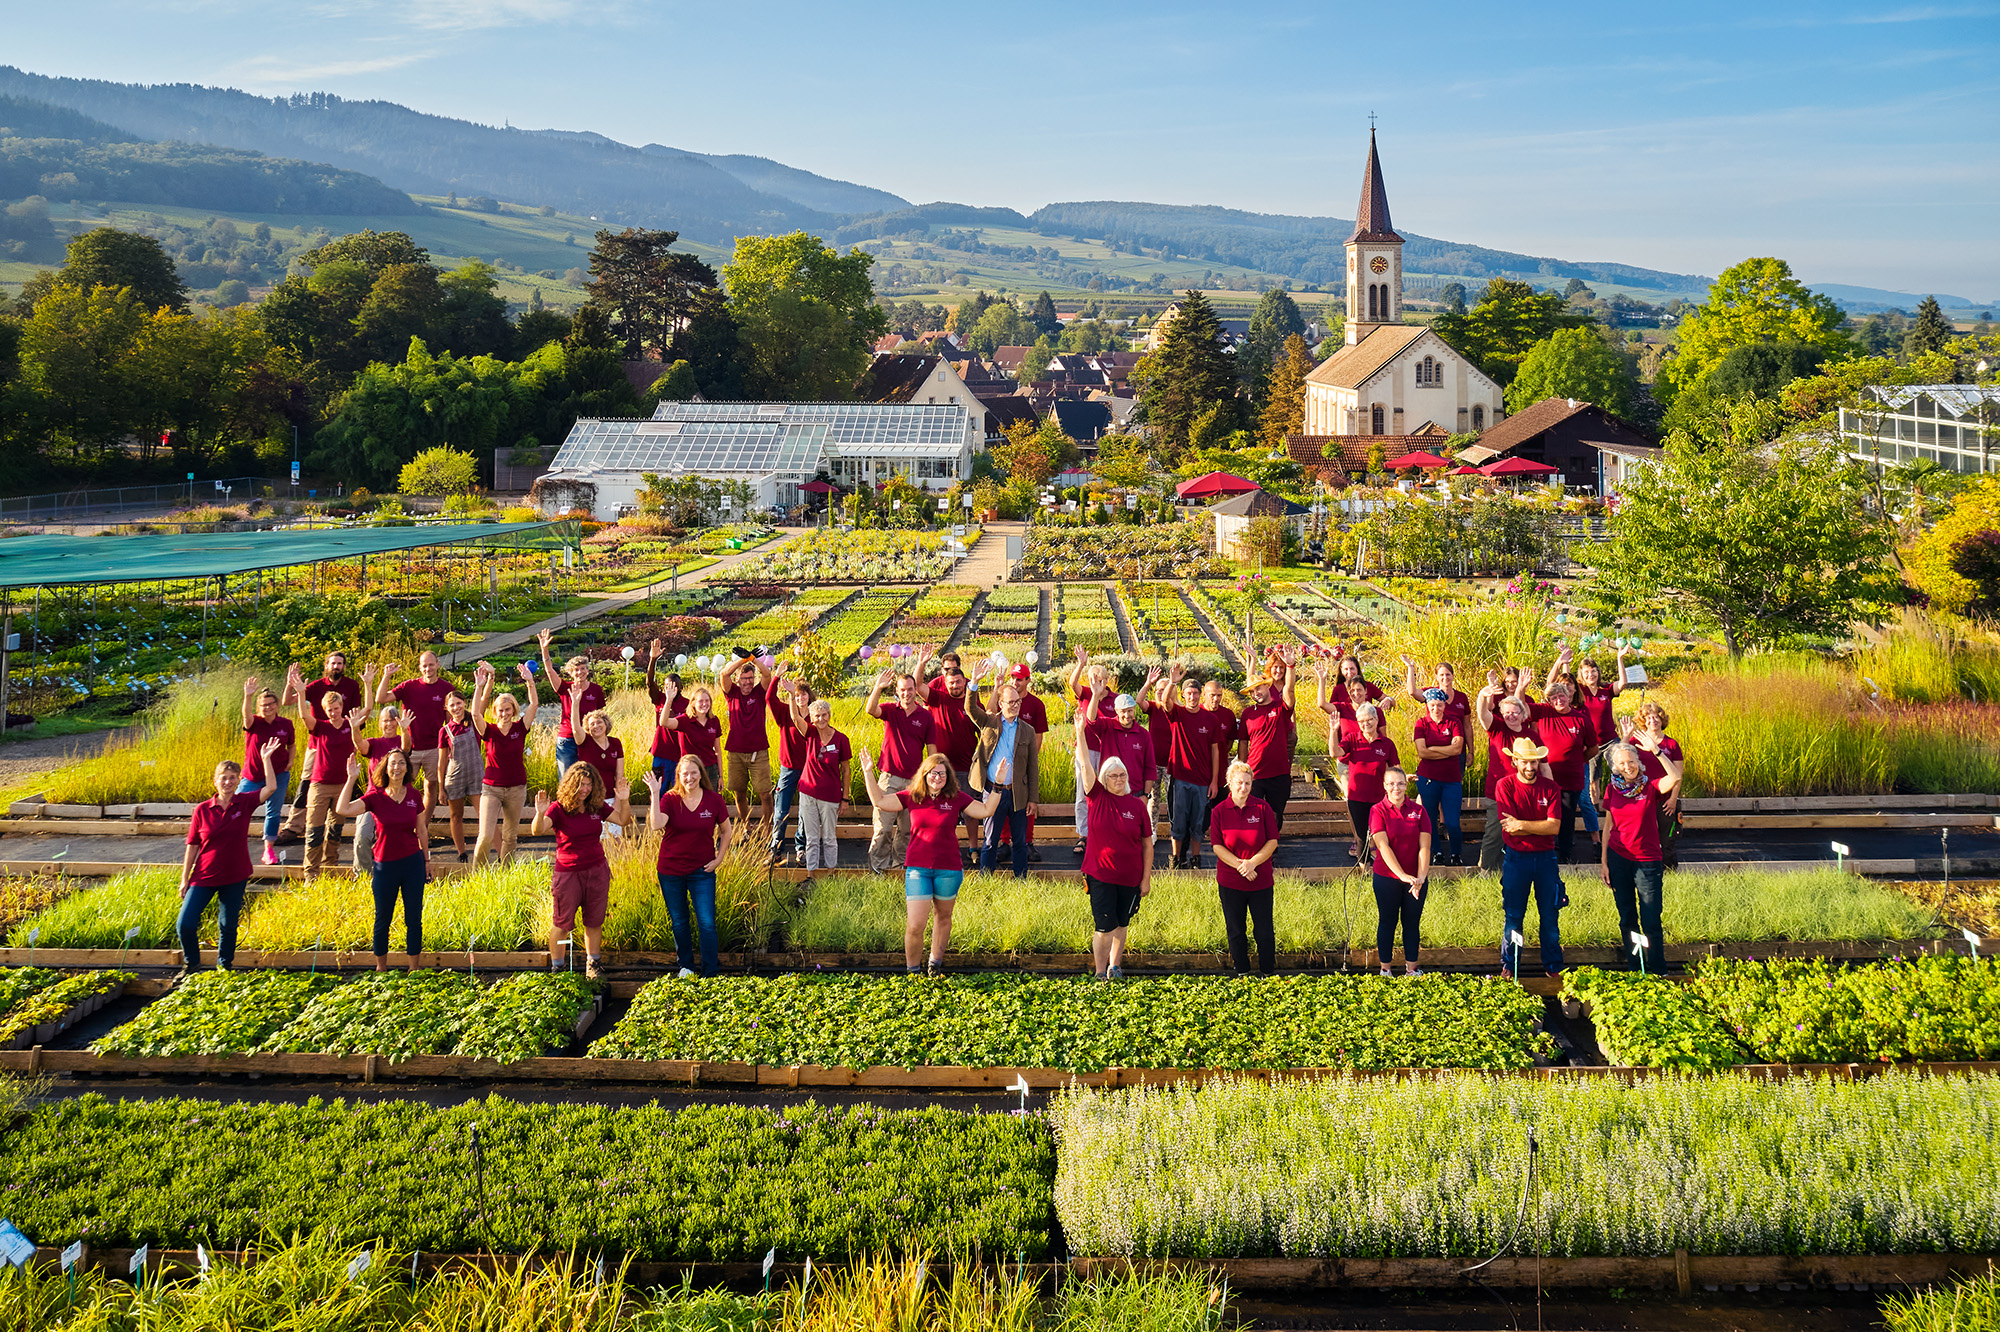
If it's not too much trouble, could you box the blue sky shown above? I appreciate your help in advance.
[8,0,1997,299]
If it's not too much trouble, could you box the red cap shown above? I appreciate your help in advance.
[1010,663,1031,680]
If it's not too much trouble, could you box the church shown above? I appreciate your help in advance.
[1291,131,1507,472]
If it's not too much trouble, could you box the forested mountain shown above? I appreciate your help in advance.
[0,93,413,218]
[0,67,833,243]
[1026,201,1711,293]
[674,150,907,216]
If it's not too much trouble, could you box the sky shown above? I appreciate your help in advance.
[7,0,1998,299]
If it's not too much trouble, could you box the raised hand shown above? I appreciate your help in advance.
[537,628,554,652]
[516,661,534,682]
[996,757,1012,785]
[876,669,895,689]
[346,755,362,780]
[397,707,415,734]
[261,736,283,762]
[382,661,402,681]
[1073,644,1089,665]
[858,750,876,772]
[640,769,663,793]
[1484,669,1501,691]
[243,676,259,697]
[1399,653,1415,667]
[648,638,663,663]
[535,790,551,813]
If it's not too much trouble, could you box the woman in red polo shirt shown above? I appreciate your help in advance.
[1236,663,1297,832]
[1627,700,1686,868]
[657,685,723,790]
[1368,767,1433,977]
[1209,759,1280,974]
[175,736,286,977]
[334,747,431,972]
[1335,702,1398,864]
[858,750,1006,975]
[1600,737,1683,973]
[1530,676,1598,864]
[573,702,626,807]
[469,660,538,868]
[642,754,734,978]
[1077,749,1155,981]
[531,759,633,980]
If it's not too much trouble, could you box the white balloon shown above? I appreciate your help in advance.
[674,654,688,667]
[1024,650,1039,665]
[990,650,1006,666]
[620,646,636,661]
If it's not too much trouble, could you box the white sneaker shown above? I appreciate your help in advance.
[677,967,696,979]
[1379,966,1393,978]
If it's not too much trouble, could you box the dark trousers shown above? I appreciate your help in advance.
[659,870,720,976]
[768,765,807,860]
[176,879,245,969]
[370,852,426,957]
[1346,799,1376,859]
[1219,886,1275,974]
[1499,847,1563,974]
[1606,849,1666,971]
[1479,793,1505,871]
[1249,775,1291,833]
[1416,776,1462,861]
[980,788,1029,877]
[1372,872,1424,965]
[1556,788,1585,863]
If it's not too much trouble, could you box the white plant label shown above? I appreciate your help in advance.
[130,1244,148,1276]
[1508,930,1524,947]
[123,926,141,943]
[26,929,36,947]
[762,1247,776,1279]
[61,1241,82,1271]
[1830,841,1851,857]
[802,1255,814,1293]
[196,1244,209,1272]
[347,1249,372,1280]
[1629,931,1650,952]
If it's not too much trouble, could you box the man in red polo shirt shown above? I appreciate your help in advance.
[278,650,365,840]
[717,651,776,828]
[1475,672,1538,873]
[864,666,936,872]
[1492,735,1564,979]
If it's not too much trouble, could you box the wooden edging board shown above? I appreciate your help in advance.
[0,938,1957,975]
[6,1046,1998,1086]
[26,1245,1998,1292]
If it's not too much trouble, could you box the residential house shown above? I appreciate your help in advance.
[1050,399,1114,445]
[1456,397,1656,489]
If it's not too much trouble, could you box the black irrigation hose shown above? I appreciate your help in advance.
[468,1122,498,1257]
[1459,1125,1539,1332]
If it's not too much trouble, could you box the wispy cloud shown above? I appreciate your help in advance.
[1744,3,1999,25]
[228,49,435,85]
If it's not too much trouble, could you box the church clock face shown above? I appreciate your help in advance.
[1369,256,1389,274]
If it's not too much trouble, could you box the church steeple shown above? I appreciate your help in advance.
[1349,127,1402,243]
[1344,127,1404,344]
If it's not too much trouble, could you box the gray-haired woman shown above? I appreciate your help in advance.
[1599,738,1683,973]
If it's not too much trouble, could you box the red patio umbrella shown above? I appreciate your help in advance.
[1448,465,1485,475]
[1386,450,1451,471]
[1481,456,1559,477]
[799,480,837,493]
[1175,471,1260,500]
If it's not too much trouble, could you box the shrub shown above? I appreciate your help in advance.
[397,446,480,496]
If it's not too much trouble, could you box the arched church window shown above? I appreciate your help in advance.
[1472,404,1485,431]
[1371,403,1386,435]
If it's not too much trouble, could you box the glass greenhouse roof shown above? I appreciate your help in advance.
[548,403,970,477]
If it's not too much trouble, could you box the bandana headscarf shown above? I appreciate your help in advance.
[1422,687,1448,703]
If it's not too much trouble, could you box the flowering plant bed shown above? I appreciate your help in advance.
[1017,528,1227,581]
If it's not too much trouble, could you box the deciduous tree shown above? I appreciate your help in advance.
[1658,257,1850,401]
[56,228,186,312]
[1428,279,1589,385]
[1593,432,1896,654]
[1505,326,1637,416]
[724,232,887,400]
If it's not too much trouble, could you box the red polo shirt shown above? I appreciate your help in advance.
[1494,772,1562,853]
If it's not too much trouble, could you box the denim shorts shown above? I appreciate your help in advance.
[905,867,964,900]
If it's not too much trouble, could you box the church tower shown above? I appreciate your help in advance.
[1344,128,1404,345]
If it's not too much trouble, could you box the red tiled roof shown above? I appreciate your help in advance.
[1286,433,1445,475]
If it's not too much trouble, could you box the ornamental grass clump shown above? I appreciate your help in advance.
[41,671,250,804]
[233,857,549,953]
[4,865,184,948]
[1,1096,1055,1259]
[1050,1071,2000,1258]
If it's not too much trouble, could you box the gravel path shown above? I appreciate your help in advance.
[0,729,117,794]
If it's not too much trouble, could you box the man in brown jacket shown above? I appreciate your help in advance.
[968,673,1042,878]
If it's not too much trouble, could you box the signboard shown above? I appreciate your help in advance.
[291,461,301,485]
[1004,535,1024,560]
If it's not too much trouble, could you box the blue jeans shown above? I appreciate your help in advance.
[769,765,807,860]
[1169,778,1208,847]
[659,871,719,976]
[980,788,1029,877]
[555,736,579,779]
[1577,781,1601,834]
[1416,776,1462,861]
[176,879,244,969]
[1499,847,1564,975]
[237,772,290,844]
[371,852,426,957]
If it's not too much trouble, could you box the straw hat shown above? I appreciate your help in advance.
[1503,736,1549,762]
